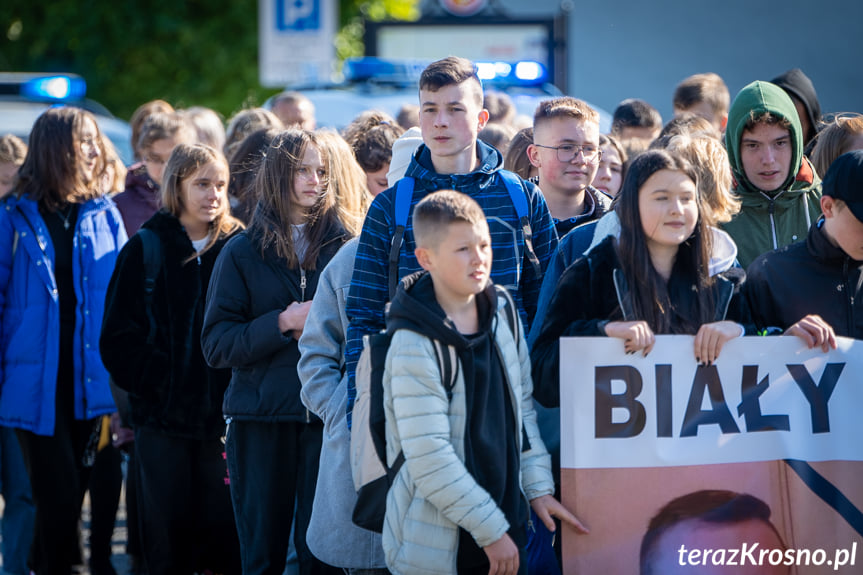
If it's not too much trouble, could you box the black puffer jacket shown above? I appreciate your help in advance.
[201,224,347,422]
[746,218,863,338]
[100,210,238,439]
[530,236,748,407]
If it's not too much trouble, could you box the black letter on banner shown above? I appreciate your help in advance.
[595,366,646,438]
[787,363,845,434]
[655,365,673,437]
[737,365,790,432]
[680,365,740,437]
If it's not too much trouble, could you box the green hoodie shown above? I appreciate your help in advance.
[722,80,822,268]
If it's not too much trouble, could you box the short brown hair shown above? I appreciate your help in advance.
[130,99,174,160]
[419,57,483,106]
[137,112,196,156]
[673,73,730,117]
[413,190,487,249]
[533,97,599,130]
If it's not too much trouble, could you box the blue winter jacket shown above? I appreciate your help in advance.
[0,194,127,436]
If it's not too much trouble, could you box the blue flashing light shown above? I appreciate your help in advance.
[343,58,426,83]
[475,60,547,86]
[21,75,86,101]
[515,61,543,82]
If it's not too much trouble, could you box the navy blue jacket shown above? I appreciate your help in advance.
[344,140,558,425]
[0,194,127,436]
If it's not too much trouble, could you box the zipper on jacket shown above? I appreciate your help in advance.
[300,268,307,301]
[768,197,778,249]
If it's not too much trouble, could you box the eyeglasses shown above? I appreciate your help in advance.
[533,143,602,164]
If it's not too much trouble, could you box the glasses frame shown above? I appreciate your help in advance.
[533,142,602,164]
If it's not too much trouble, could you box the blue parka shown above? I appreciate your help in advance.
[0,194,127,436]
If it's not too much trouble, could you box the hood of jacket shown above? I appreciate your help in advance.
[386,271,498,351]
[726,81,807,197]
[404,139,504,190]
[770,68,821,139]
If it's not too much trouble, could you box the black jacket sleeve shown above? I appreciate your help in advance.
[529,258,609,407]
[100,236,171,396]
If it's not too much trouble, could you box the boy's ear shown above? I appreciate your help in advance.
[415,246,434,272]
[477,109,489,131]
[527,143,542,168]
[821,195,836,218]
[720,115,728,132]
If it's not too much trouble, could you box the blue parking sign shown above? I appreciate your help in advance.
[276,0,320,32]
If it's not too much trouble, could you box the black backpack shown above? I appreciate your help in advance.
[108,228,161,427]
[349,284,521,532]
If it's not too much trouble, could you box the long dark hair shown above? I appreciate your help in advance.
[615,149,715,334]
[15,106,106,210]
[248,130,342,269]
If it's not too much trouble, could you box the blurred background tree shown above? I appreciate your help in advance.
[0,0,418,120]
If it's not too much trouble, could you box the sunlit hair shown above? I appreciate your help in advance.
[672,73,730,118]
[653,113,719,146]
[419,56,483,106]
[0,134,27,164]
[504,127,535,181]
[810,113,863,178]
[533,96,600,130]
[249,130,342,269]
[130,99,174,160]
[316,129,371,237]
[342,110,404,173]
[227,127,281,225]
[413,189,487,250]
[182,106,226,151]
[615,149,715,334]
[100,134,127,195]
[224,108,284,161]
[15,106,107,210]
[136,112,196,156]
[662,133,739,224]
[161,144,243,263]
[641,490,785,575]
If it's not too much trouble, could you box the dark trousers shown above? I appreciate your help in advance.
[225,420,339,575]
[134,427,240,575]
[16,415,93,575]
[86,441,122,570]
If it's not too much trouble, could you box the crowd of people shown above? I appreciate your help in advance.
[0,55,861,575]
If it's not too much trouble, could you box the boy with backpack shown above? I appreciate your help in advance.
[345,55,558,427]
[381,191,585,575]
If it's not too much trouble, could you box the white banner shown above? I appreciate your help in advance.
[560,335,861,469]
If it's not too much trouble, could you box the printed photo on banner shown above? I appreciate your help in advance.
[558,335,862,574]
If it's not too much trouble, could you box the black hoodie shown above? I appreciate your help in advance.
[387,272,527,567]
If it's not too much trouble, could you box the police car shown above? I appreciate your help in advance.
[268,58,613,133]
[0,73,133,164]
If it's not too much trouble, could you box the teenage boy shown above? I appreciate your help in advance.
[672,72,730,133]
[382,191,585,575]
[345,56,558,425]
[722,80,822,268]
[611,98,662,145]
[528,97,611,236]
[745,149,863,344]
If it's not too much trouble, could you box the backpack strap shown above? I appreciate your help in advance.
[499,170,542,281]
[388,177,415,299]
[431,340,459,401]
[137,228,162,346]
[495,284,520,348]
